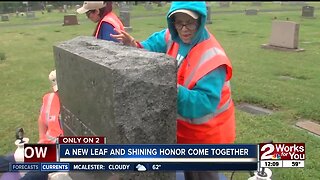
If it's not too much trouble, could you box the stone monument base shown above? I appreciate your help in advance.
[261,44,304,52]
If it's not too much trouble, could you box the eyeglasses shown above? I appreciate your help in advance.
[174,21,198,31]
[86,10,95,17]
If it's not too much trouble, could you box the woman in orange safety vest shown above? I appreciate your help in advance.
[38,70,64,144]
[77,1,124,42]
[111,1,236,145]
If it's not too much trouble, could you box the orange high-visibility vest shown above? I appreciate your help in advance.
[38,92,63,144]
[165,29,236,144]
[95,12,125,38]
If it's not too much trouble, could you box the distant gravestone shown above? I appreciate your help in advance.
[251,2,262,6]
[206,4,212,24]
[245,9,258,15]
[281,1,306,6]
[26,11,35,18]
[63,5,68,13]
[1,14,9,21]
[219,2,230,8]
[119,2,130,11]
[75,5,81,11]
[119,11,132,32]
[63,14,79,26]
[261,20,304,52]
[145,2,153,10]
[302,6,315,18]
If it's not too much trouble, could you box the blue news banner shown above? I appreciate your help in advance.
[11,144,257,172]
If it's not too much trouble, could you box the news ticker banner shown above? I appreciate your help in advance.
[10,162,257,172]
[24,144,256,162]
[259,143,305,168]
[15,137,305,172]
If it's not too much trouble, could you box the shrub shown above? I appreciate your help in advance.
[0,52,6,61]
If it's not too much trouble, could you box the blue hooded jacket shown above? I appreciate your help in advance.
[141,1,227,119]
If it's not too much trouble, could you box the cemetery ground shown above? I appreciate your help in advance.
[1,2,320,180]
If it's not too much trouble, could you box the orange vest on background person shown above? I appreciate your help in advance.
[95,12,125,38]
[165,29,236,144]
[38,92,63,144]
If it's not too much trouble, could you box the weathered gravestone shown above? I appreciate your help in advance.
[261,20,304,52]
[26,11,35,18]
[63,14,79,26]
[302,6,315,18]
[119,11,132,32]
[53,36,176,180]
[1,14,9,21]
[245,9,258,15]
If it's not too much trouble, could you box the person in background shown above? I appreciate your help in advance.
[77,1,124,42]
[38,70,63,144]
[111,1,235,179]
[0,70,63,180]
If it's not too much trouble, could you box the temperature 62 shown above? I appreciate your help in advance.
[152,164,161,170]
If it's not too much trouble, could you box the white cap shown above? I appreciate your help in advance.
[49,70,58,92]
[76,1,105,14]
[169,9,199,19]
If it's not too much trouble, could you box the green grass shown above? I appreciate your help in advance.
[0,3,320,180]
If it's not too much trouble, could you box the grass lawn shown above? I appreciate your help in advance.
[0,2,320,180]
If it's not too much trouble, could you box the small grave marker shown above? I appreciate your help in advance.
[302,6,315,18]
[63,14,79,26]
[245,9,258,15]
[1,14,9,21]
[296,120,320,136]
[237,103,274,115]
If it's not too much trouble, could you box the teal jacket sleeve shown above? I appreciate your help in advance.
[141,29,167,53]
[177,65,227,119]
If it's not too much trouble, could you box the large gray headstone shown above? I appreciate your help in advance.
[53,36,176,180]
[302,6,315,18]
[119,11,132,32]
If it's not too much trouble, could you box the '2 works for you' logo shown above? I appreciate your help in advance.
[259,143,305,160]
